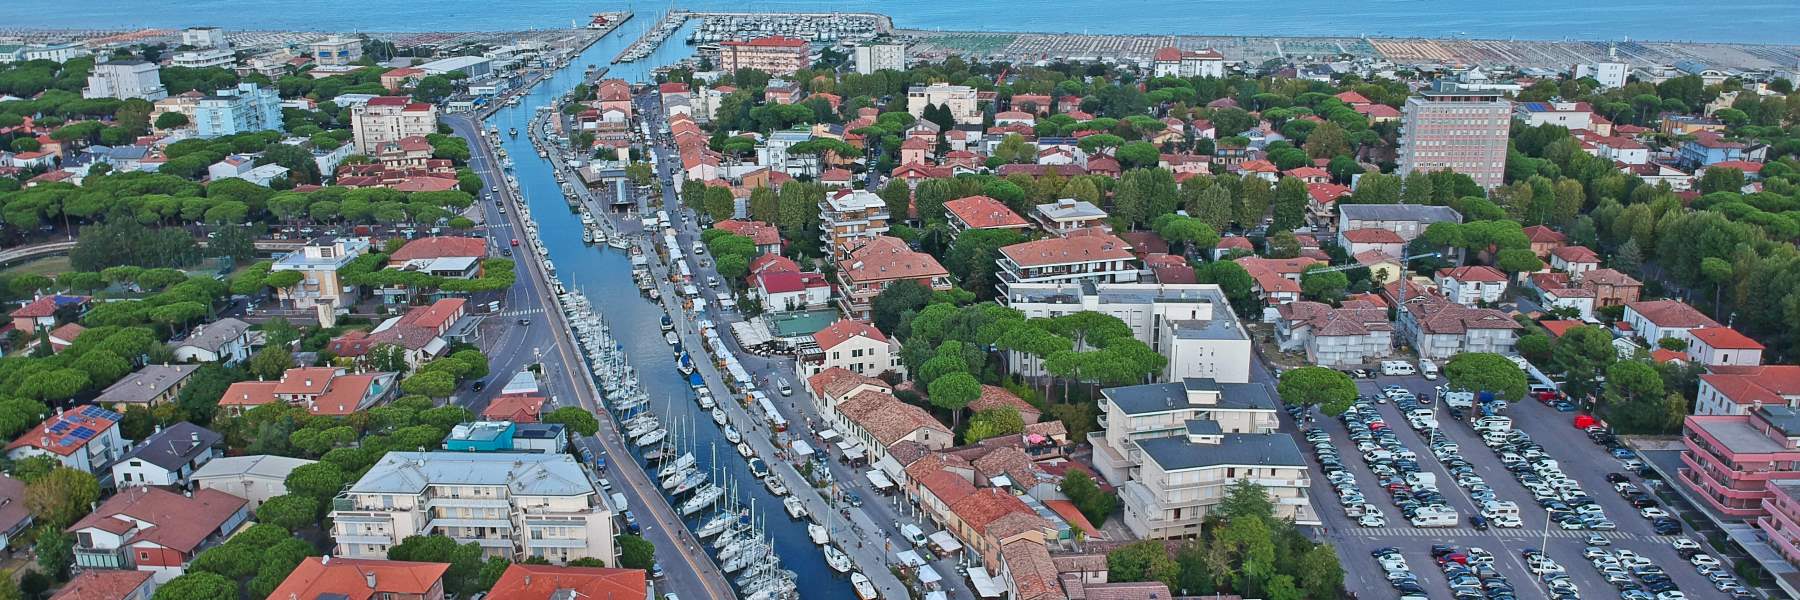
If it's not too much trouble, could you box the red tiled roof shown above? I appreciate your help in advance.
[807,367,889,399]
[217,380,279,408]
[11,295,86,318]
[49,570,152,600]
[1522,225,1565,244]
[482,395,545,423]
[712,220,782,247]
[1438,265,1507,282]
[309,373,383,416]
[999,234,1134,268]
[1284,166,1329,179]
[951,488,1042,535]
[1237,159,1278,173]
[1709,160,1763,173]
[390,236,487,262]
[269,557,450,600]
[273,367,341,396]
[69,487,245,554]
[7,407,119,456]
[1627,299,1719,329]
[1217,236,1253,250]
[1690,327,1763,350]
[1152,47,1182,62]
[1539,319,1584,338]
[969,385,1037,420]
[944,196,1029,230]
[1342,228,1405,244]
[403,298,466,330]
[812,319,888,351]
[1700,365,1800,406]
[754,270,826,294]
[487,564,645,600]
[1335,91,1372,105]
[749,254,800,276]
[1551,245,1600,264]
[1650,349,1689,364]
[366,96,412,106]
[837,389,948,446]
[837,236,948,283]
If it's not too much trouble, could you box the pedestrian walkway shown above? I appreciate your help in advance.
[493,308,544,317]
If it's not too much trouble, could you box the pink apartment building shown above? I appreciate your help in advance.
[1680,406,1800,518]
[1397,83,1510,190]
[1759,481,1800,565]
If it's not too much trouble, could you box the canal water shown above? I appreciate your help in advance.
[487,23,855,600]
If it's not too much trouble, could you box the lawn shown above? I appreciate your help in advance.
[1,255,72,278]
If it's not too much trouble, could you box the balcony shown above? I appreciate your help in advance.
[73,547,129,571]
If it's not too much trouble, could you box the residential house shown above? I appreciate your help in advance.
[1149,46,1225,78]
[269,557,450,600]
[170,317,253,365]
[1236,257,1324,306]
[798,319,904,379]
[443,421,568,454]
[1275,301,1394,367]
[1679,406,1800,518]
[1032,199,1108,236]
[1090,379,1314,538]
[752,269,831,313]
[487,564,647,600]
[1513,101,1594,130]
[1394,288,1521,359]
[7,405,127,476]
[994,234,1139,298]
[1003,283,1251,384]
[0,475,31,549]
[381,67,426,92]
[969,386,1042,426]
[1436,265,1509,305]
[215,366,397,417]
[944,195,1031,237]
[48,570,156,600]
[1528,272,1597,320]
[482,395,547,424]
[1678,131,1748,169]
[110,422,220,488]
[833,236,951,320]
[1689,327,1765,367]
[835,388,954,465]
[94,365,201,409]
[190,454,317,508]
[329,452,614,563]
[69,486,249,582]
[712,220,784,255]
[1340,227,1406,257]
[1579,268,1641,308]
[9,294,89,333]
[1521,225,1566,257]
[1354,250,1407,286]
[1337,204,1463,244]
[1623,299,1720,349]
[1551,245,1601,275]
[326,298,466,369]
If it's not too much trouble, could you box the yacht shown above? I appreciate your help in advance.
[723,425,742,444]
[670,471,707,495]
[746,457,767,479]
[783,496,808,520]
[851,573,876,600]
[823,545,852,573]
[711,407,728,425]
[696,511,737,538]
[736,442,755,459]
[765,476,787,496]
[680,484,725,516]
[658,452,695,479]
[696,392,716,410]
[634,428,667,447]
[660,466,695,490]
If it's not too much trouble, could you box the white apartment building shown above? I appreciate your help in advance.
[818,189,890,260]
[1397,83,1511,190]
[182,27,228,49]
[994,233,1139,298]
[330,452,615,564]
[1091,379,1315,539]
[797,318,905,379]
[1576,61,1629,89]
[1436,265,1509,305]
[171,48,235,69]
[310,36,363,66]
[352,96,439,153]
[1150,47,1226,78]
[907,84,980,125]
[1003,282,1252,384]
[84,60,167,101]
[271,237,370,326]
[1513,100,1595,130]
[853,43,905,74]
[191,454,316,508]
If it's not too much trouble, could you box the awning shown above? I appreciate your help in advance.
[895,550,926,568]
[841,443,866,461]
[789,439,814,457]
[865,469,894,490]
[918,565,942,584]
[925,593,947,600]
[818,429,841,442]
[967,567,1005,597]
[927,530,963,553]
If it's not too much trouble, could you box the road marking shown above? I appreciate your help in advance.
[1343,526,1662,541]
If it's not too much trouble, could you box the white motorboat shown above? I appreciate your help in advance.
[736,442,754,458]
[823,545,851,573]
[851,572,876,600]
[664,331,680,345]
[697,392,716,410]
[609,237,630,250]
[634,428,667,447]
[765,476,787,496]
[723,425,742,444]
[711,407,728,425]
[783,495,808,519]
[808,524,829,545]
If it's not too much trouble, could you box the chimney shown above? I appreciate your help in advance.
[364,571,376,589]
[321,555,330,566]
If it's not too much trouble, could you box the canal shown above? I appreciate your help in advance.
[485,19,857,600]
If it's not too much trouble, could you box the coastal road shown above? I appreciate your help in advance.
[447,113,735,600]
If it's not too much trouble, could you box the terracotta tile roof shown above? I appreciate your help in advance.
[1343,227,1405,244]
[1627,299,1719,329]
[1043,498,1100,538]
[309,373,384,416]
[1152,47,1182,62]
[1580,268,1639,287]
[1701,366,1800,406]
[970,446,1043,488]
[270,557,450,600]
[712,219,783,247]
[68,486,245,554]
[48,322,85,345]
[49,570,152,600]
[365,96,412,107]
[1000,234,1134,268]
[1217,236,1253,250]
[1335,91,1372,104]
[911,459,977,505]
[812,319,889,351]
[1357,104,1402,118]
[1650,348,1689,364]
[1406,298,1522,334]
[1522,225,1566,244]
[837,236,948,283]
[481,395,545,423]
[749,254,800,276]
[807,366,889,399]
[1690,327,1763,350]
[217,380,280,408]
[273,367,341,396]
[944,196,1030,230]
[7,405,120,456]
[403,298,466,331]
[1237,256,1322,276]
[487,564,645,599]
[754,270,826,294]
[1237,159,1278,173]
[952,487,1043,535]
[837,389,948,446]
[1439,265,1508,282]
[1551,245,1600,263]
[1284,166,1330,179]
[968,385,1036,420]
[11,294,87,318]
[390,236,487,262]
[1539,319,1583,337]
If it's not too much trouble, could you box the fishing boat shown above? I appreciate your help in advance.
[783,496,808,520]
[711,407,728,425]
[660,314,674,331]
[746,457,767,479]
[823,545,851,573]
[723,425,742,444]
[808,524,829,545]
[634,428,667,447]
[851,572,876,600]
[677,353,695,376]
[736,442,754,458]
[664,331,680,345]
[680,484,724,516]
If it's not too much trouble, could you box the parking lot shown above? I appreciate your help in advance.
[1294,372,1740,599]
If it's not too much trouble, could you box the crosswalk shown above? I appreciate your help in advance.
[1344,525,1684,543]
[492,308,544,318]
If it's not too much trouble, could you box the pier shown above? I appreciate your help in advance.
[614,9,691,64]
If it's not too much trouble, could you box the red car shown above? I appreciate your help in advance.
[510,238,521,247]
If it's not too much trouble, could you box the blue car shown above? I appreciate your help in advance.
[1552,400,1577,412]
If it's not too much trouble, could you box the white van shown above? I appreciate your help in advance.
[1419,359,1439,380]
[1404,472,1438,490]
[900,524,927,546]
[1381,361,1417,376]
[1480,500,1520,519]
[1410,508,1459,528]
[609,493,629,512]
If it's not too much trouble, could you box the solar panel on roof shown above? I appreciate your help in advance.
[71,427,95,440]
[47,422,70,434]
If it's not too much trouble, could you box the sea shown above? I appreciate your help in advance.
[6,0,1800,45]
